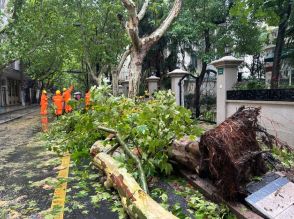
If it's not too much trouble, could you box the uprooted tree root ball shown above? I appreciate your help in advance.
[199,106,267,200]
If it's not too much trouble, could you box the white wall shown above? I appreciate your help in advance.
[226,100,294,147]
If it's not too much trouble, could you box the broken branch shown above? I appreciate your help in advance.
[96,125,148,193]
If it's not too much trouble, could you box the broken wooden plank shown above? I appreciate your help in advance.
[180,169,263,219]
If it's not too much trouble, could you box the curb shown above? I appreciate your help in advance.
[0,108,39,125]
[0,105,38,116]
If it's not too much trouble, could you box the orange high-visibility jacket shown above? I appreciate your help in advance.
[52,94,64,116]
[63,85,74,113]
[85,91,91,108]
[40,93,48,115]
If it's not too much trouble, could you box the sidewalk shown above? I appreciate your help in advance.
[0,104,37,115]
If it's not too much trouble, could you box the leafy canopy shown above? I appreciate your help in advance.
[0,0,127,85]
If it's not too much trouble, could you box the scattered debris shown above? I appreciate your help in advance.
[246,177,294,219]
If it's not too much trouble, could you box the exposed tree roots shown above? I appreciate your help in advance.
[198,106,268,200]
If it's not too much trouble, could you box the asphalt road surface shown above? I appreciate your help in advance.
[0,112,118,218]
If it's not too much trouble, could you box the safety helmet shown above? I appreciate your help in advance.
[56,90,61,95]
[63,88,67,92]
[42,90,47,94]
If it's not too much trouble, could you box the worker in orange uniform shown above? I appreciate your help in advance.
[52,90,64,117]
[40,90,48,131]
[40,90,48,115]
[85,89,91,110]
[63,85,74,113]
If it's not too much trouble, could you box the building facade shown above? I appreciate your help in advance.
[0,61,23,106]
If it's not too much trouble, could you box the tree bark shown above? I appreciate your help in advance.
[91,142,178,219]
[195,29,210,118]
[128,50,144,98]
[271,0,292,89]
[112,70,119,96]
[121,0,183,98]
[168,137,200,172]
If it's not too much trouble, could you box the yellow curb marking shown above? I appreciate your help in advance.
[51,154,70,219]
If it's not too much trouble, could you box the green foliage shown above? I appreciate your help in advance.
[230,0,294,54]
[0,0,127,86]
[150,187,170,209]
[166,177,236,219]
[230,0,289,26]
[168,0,264,70]
[202,111,216,122]
[271,147,294,168]
[234,79,266,90]
[45,86,202,178]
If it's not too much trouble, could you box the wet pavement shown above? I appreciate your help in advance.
[0,111,60,218]
[63,161,119,219]
[0,112,124,218]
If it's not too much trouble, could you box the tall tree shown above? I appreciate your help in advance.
[231,0,294,88]
[0,0,127,90]
[170,0,264,117]
[121,0,182,98]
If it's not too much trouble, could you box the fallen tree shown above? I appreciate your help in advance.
[91,106,289,205]
[90,141,178,219]
[168,137,201,172]
[169,106,293,200]
[46,87,291,214]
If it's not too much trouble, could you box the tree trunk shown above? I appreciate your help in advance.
[195,29,210,118]
[196,62,208,117]
[128,51,144,98]
[91,142,178,219]
[168,137,200,172]
[271,1,292,89]
[112,70,119,96]
[271,23,287,88]
[121,0,182,98]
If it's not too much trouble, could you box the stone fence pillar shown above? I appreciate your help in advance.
[211,56,243,124]
[168,69,188,106]
[146,76,160,95]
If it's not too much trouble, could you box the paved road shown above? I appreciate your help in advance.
[0,111,59,218]
[0,112,119,219]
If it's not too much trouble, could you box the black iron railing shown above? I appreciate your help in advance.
[227,89,294,102]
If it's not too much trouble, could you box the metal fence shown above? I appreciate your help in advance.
[227,89,294,102]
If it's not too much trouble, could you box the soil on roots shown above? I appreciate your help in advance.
[199,106,267,200]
